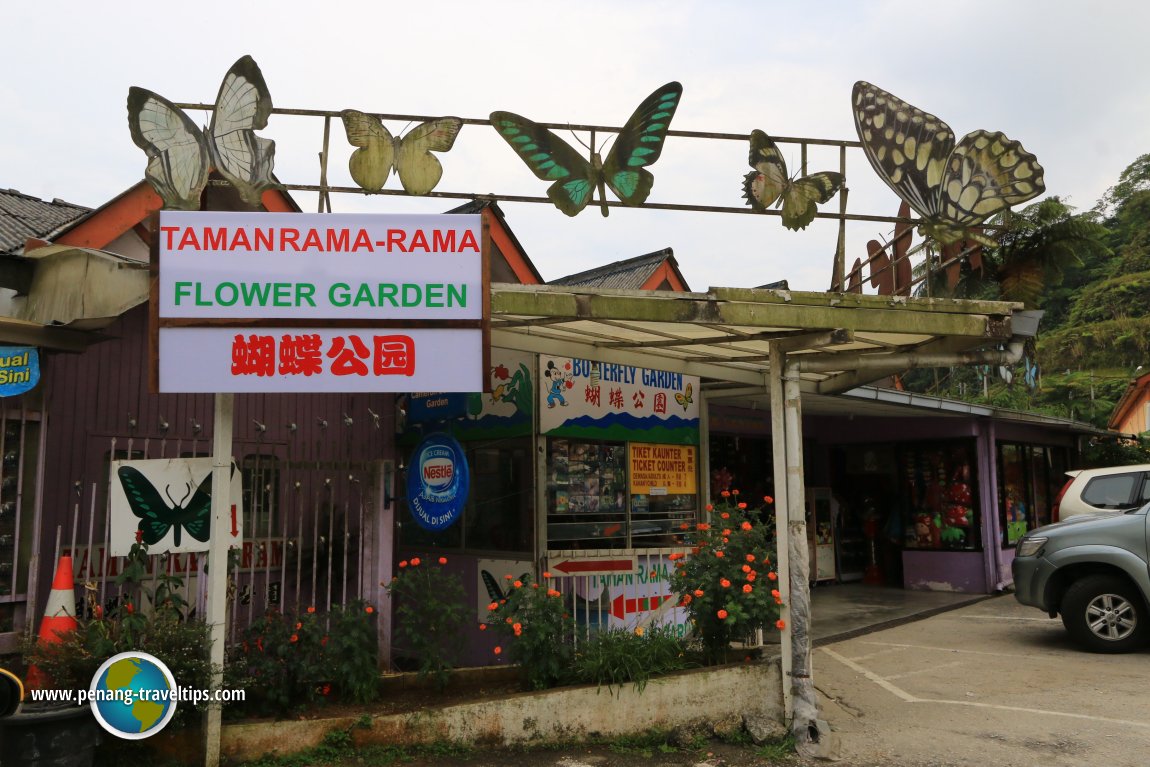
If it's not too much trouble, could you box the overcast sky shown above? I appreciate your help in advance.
[4,1,1148,292]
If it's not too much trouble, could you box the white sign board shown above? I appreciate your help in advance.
[108,457,244,556]
[156,211,484,393]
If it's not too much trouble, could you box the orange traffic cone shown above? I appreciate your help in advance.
[25,555,79,690]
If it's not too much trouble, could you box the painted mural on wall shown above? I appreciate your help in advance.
[405,349,533,440]
[539,358,699,445]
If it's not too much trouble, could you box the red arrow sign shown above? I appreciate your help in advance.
[552,558,635,575]
[230,504,239,537]
[610,593,673,620]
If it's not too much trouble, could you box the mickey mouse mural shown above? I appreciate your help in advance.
[543,359,573,409]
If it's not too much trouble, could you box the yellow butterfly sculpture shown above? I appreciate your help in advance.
[127,55,277,210]
[852,81,1045,246]
[340,111,463,195]
[743,130,843,230]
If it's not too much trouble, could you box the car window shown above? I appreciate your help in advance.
[1081,473,1141,509]
[1141,476,1150,504]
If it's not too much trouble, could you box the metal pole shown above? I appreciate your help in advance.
[768,344,792,722]
[204,392,234,767]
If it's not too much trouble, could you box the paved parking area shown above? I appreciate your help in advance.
[815,593,1150,767]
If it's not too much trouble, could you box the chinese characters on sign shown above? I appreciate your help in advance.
[155,211,485,393]
[231,333,414,378]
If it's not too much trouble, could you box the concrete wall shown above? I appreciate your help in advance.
[219,661,782,761]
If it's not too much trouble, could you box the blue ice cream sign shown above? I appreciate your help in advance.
[0,347,39,397]
[406,433,469,531]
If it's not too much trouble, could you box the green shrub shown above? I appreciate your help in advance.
[386,555,467,691]
[484,576,573,690]
[669,491,782,664]
[571,625,691,694]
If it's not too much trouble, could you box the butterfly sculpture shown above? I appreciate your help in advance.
[742,130,843,230]
[490,82,683,217]
[117,466,213,547]
[852,81,1045,246]
[340,111,463,195]
[127,55,277,210]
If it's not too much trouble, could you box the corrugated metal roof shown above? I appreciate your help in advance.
[0,189,90,255]
[550,248,679,290]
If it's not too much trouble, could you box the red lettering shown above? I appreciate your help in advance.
[203,227,227,250]
[254,228,274,251]
[161,226,180,250]
[326,228,350,251]
[459,229,480,252]
[432,230,455,252]
[232,227,251,251]
[424,465,453,480]
[409,228,428,252]
[387,229,409,252]
[281,228,300,251]
[302,228,322,250]
[352,229,374,251]
[178,227,200,250]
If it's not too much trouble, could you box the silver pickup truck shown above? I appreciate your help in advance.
[1012,505,1150,653]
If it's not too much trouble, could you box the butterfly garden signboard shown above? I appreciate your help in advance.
[152,210,488,393]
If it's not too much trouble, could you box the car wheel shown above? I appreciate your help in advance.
[1060,575,1149,653]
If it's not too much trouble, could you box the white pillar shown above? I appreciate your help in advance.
[768,344,792,722]
[204,393,233,767]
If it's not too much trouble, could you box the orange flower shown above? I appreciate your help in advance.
[771,589,781,598]
[747,573,757,582]
[715,550,724,558]
[741,564,751,573]
[494,646,502,655]
[768,571,778,581]
[506,617,514,624]
[723,537,730,544]
[542,571,552,579]
[720,578,731,588]
[290,633,299,643]
[705,504,714,512]
[717,609,729,619]
[399,560,408,568]
[295,622,302,630]
[746,554,756,563]
[547,589,561,597]
[738,502,747,509]
[513,622,522,632]
[776,619,786,630]
[505,574,513,580]
[722,529,731,536]
[743,584,753,593]
[740,521,752,531]
[125,602,134,614]
[479,623,487,631]
[438,556,448,565]
[488,601,499,611]
[365,605,375,614]
[721,490,731,498]
[696,523,711,531]
[694,589,705,597]
[681,594,693,605]
[668,552,681,561]
[680,522,690,530]
[763,495,774,504]
[732,489,740,496]
[307,606,316,614]
[410,557,421,566]
[720,512,729,519]
[513,580,523,588]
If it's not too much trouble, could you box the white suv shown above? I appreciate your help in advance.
[1053,464,1150,521]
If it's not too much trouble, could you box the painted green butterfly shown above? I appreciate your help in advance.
[490,82,683,217]
[674,383,693,411]
[852,81,1045,246]
[117,465,213,547]
[742,130,844,230]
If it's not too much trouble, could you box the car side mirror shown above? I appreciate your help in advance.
[0,668,24,717]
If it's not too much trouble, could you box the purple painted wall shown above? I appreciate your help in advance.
[902,550,987,593]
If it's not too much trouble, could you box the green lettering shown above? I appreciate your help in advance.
[240,282,272,306]
[296,283,316,307]
[273,283,290,307]
[354,283,375,307]
[378,283,399,307]
[425,284,443,307]
[215,282,239,307]
[329,283,350,307]
[402,284,422,307]
[447,284,466,307]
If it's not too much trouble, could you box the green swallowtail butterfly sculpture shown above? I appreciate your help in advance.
[490,82,683,217]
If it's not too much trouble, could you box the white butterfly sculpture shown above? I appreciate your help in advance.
[127,55,277,210]
[340,111,463,196]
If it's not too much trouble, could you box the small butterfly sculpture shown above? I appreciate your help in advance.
[852,81,1045,246]
[127,55,277,210]
[490,82,683,217]
[340,111,463,195]
[742,130,843,230]
[117,466,213,548]
[674,383,694,411]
